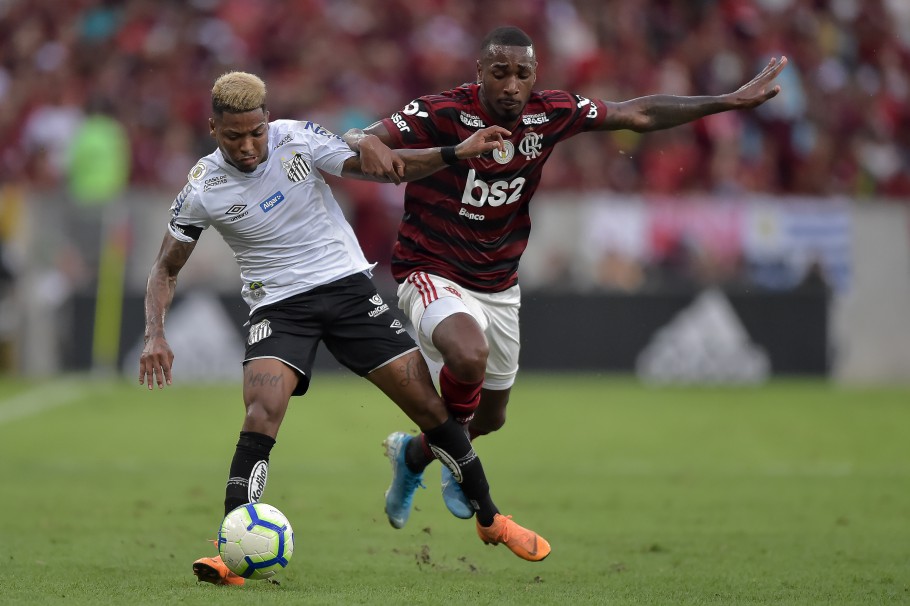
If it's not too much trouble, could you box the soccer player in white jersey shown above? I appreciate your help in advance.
[138,71,551,586]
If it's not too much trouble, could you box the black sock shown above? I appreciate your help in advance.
[424,418,498,526]
[224,431,276,516]
[404,434,434,473]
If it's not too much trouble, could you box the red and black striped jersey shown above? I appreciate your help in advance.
[381,83,608,292]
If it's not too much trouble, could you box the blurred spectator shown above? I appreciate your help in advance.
[63,95,131,292]
[0,0,906,298]
[67,96,130,206]
[1,0,907,199]
[0,183,23,372]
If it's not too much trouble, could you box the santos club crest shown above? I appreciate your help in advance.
[283,152,311,182]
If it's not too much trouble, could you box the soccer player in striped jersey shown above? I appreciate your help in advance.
[345,26,787,526]
[140,71,551,586]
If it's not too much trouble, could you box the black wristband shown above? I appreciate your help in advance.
[440,146,459,165]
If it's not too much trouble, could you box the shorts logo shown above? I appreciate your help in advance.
[248,460,268,502]
[248,319,272,345]
[493,140,515,165]
[443,286,463,299]
[283,152,311,183]
[390,319,406,334]
[369,294,384,306]
[369,303,390,318]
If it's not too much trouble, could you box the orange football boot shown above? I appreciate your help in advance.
[192,555,245,586]
[476,513,551,562]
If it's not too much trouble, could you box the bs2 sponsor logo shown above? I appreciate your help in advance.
[461,169,526,209]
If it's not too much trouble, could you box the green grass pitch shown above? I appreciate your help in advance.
[0,374,908,605]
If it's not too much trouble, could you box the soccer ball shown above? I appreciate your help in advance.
[218,503,294,580]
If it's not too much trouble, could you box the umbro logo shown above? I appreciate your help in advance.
[226,204,250,223]
[390,319,402,329]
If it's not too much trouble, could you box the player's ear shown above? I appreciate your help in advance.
[209,117,216,138]
[476,60,482,83]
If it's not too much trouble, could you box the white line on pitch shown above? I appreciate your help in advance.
[0,381,89,426]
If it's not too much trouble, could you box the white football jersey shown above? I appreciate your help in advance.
[168,119,372,311]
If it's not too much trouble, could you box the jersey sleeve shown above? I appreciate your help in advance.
[167,180,207,242]
[296,121,357,176]
[544,90,610,141]
[379,96,447,148]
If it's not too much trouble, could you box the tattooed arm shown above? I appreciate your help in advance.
[139,232,197,390]
[599,57,788,132]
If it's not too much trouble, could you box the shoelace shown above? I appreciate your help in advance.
[497,515,514,542]
[395,456,425,501]
[405,473,426,493]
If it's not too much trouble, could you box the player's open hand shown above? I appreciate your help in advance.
[731,56,788,108]
[455,125,512,159]
[139,336,174,390]
[356,134,406,184]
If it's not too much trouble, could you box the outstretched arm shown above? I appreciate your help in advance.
[340,124,510,182]
[139,232,196,390]
[599,56,788,132]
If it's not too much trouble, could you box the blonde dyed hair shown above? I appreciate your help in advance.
[211,71,267,114]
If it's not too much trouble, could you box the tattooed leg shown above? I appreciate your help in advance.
[240,358,298,437]
[366,349,448,431]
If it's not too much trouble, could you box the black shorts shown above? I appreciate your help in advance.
[243,272,418,396]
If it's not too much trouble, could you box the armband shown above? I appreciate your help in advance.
[440,146,459,165]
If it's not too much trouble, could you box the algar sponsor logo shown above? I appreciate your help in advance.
[259,191,285,213]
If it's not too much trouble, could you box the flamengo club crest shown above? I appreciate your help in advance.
[283,152,311,182]
[518,132,543,160]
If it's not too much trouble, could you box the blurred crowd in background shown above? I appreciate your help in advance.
[4,0,910,196]
[0,0,908,305]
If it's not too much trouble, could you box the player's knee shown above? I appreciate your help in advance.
[243,399,285,435]
[472,408,506,435]
[444,342,489,382]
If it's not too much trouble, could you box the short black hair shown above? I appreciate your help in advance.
[480,26,533,52]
